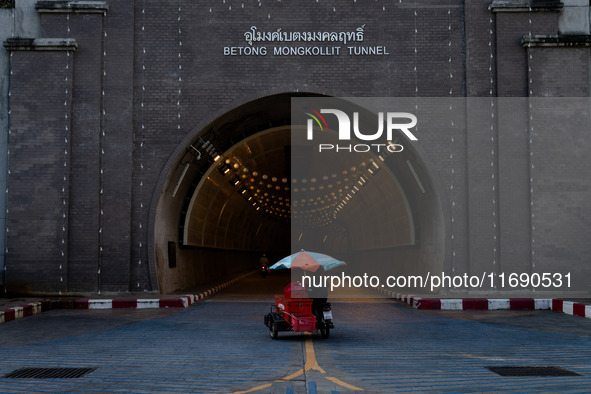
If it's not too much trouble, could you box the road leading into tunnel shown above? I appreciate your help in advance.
[1,273,591,392]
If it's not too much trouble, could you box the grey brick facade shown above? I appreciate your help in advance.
[1,0,590,296]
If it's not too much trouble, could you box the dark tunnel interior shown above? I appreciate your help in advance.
[153,94,445,294]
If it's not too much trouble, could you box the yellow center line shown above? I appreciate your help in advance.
[325,376,364,391]
[230,332,364,393]
[274,368,303,382]
[230,382,272,394]
[303,332,326,374]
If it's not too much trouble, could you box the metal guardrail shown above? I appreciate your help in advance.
[0,0,15,9]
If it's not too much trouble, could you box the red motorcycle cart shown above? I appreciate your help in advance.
[264,282,333,339]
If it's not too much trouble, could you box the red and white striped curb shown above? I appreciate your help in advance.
[4,279,589,324]
[551,299,591,318]
[377,288,591,318]
[0,272,252,324]
[0,302,45,324]
[413,297,551,311]
[76,273,250,310]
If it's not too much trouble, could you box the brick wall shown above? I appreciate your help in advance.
[6,45,74,293]
[3,0,590,295]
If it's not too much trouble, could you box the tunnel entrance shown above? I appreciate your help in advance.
[151,93,446,294]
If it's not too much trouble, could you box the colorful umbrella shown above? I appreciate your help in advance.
[269,250,346,272]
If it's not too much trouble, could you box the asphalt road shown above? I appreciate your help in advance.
[1,272,591,393]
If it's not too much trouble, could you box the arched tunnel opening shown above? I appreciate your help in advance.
[152,93,446,295]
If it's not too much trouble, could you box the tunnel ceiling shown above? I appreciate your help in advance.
[290,126,415,251]
[179,94,416,253]
[183,127,291,251]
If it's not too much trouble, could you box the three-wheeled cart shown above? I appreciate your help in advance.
[264,282,332,339]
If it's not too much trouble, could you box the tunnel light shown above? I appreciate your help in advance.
[368,161,381,176]
[217,162,231,175]
[201,138,220,160]
[229,175,240,186]
[368,163,379,175]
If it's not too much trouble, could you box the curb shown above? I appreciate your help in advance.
[551,299,591,318]
[0,302,46,324]
[376,288,591,319]
[0,272,252,324]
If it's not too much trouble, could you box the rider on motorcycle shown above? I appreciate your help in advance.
[259,253,269,277]
[305,274,333,330]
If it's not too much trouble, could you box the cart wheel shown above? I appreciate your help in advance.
[320,324,330,339]
[270,324,278,339]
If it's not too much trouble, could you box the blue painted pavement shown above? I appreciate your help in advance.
[1,296,591,393]
[0,302,299,393]
[314,302,591,393]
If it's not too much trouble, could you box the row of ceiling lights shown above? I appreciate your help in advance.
[214,143,394,226]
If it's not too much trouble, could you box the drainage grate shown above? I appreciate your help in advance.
[3,367,97,379]
[487,366,581,377]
